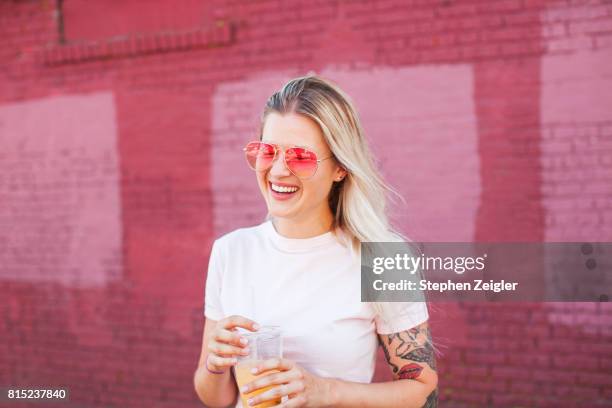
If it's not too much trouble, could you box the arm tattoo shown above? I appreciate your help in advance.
[380,323,438,407]
[381,324,437,374]
[398,363,423,380]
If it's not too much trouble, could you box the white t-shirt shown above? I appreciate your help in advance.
[204,220,428,406]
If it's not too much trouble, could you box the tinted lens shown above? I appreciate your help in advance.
[244,142,275,171]
[285,147,318,179]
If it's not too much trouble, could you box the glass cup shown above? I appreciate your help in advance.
[233,325,283,408]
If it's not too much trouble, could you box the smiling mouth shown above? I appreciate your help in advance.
[269,182,300,195]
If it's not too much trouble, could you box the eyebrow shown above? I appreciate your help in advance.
[260,139,315,151]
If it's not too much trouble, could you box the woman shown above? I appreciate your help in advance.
[194,75,438,407]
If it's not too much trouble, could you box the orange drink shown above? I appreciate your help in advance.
[234,359,280,407]
[232,325,283,408]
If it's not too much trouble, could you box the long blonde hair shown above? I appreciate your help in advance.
[259,74,421,321]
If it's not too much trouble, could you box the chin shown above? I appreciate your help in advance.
[267,204,298,219]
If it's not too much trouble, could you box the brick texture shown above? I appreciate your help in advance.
[1,0,611,407]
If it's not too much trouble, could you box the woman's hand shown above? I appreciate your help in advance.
[240,358,335,407]
[206,315,259,373]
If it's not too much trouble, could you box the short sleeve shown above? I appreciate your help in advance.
[204,239,224,321]
[374,302,429,335]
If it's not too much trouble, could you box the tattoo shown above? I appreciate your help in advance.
[405,346,437,371]
[378,336,399,373]
[422,388,438,408]
[398,363,423,380]
[380,323,438,407]
[379,323,437,378]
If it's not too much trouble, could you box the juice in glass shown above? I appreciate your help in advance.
[233,326,282,408]
[234,359,280,407]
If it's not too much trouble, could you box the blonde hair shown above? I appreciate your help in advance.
[259,74,422,321]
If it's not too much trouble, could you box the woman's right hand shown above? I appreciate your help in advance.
[206,315,260,373]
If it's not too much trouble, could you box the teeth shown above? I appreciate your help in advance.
[271,183,298,193]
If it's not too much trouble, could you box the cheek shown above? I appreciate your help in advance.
[302,178,333,202]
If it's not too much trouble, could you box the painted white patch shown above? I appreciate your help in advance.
[0,92,122,287]
[540,4,612,303]
[540,47,612,242]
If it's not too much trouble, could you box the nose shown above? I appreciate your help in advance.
[269,149,292,177]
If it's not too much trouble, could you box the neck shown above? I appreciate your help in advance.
[272,209,334,239]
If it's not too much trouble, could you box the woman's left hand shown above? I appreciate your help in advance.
[241,358,334,407]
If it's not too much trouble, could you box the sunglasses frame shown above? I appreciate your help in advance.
[243,140,334,180]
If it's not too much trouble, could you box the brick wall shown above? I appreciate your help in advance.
[1,0,611,407]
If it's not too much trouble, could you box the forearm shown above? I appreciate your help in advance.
[328,378,436,408]
[193,364,238,408]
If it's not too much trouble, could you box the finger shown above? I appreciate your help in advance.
[242,368,302,394]
[246,381,305,407]
[222,315,260,332]
[270,395,307,408]
[251,358,294,375]
[207,354,238,368]
[216,328,250,348]
[208,340,250,357]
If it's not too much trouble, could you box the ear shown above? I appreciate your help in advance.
[334,166,348,182]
